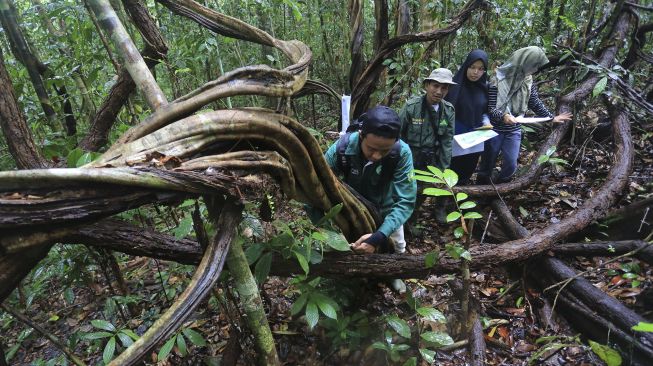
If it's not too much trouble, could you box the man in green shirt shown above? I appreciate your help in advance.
[324,106,416,293]
[399,68,456,226]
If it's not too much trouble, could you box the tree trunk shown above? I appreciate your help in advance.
[0,47,49,169]
[0,0,59,130]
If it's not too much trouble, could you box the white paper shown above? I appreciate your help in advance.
[514,116,552,124]
[341,95,351,135]
[452,130,498,157]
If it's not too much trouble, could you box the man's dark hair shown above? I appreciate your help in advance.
[359,105,401,140]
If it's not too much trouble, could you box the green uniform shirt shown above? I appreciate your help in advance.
[399,95,456,169]
[325,132,417,237]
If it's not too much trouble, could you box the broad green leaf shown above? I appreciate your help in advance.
[76,152,96,167]
[270,231,295,248]
[420,348,436,363]
[413,175,444,184]
[254,252,272,285]
[83,331,113,340]
[421,331,454,347]
[446,211,461,222]
[371,342,388,350]
[412,169,434,176]
[293,251,310,274]
[425,251,438,268]
[266,54,275,62]
[305,301,319,329]
[443,169,458,187]
[463,212,482,219]
[426,166,444,178]
[91,319,116,332]
[548,158,569,165]
[417,307,446,323]
[121,329,139,341]
[291,293,308,316]
[323,230,351,251]
[103,337,116,365]
[593,76,608,97]
[117,332,134,347]
[316,203,343,226]
[453,226,465,239]
[66,148,84,168]
[312,293,338,319]
[182,328,207,346]
[519,206,529,218]
[459,201,476,209]
[423,187,452,196]
[455,192,468,202]
[386,316,411,338]
[622,272,637,279]
[545,146,556,156]
[632,322,653,333]
[244,243,265,265]
[173,216,193,238]
[158,336,176,362]
[460,250,472,261]
[176,333,188,357]
[402,356,417,366]
[589,340,622,366]
[311,231,327,242]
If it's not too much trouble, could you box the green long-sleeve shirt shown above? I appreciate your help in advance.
[325,132,416,236]
[399,95,455,169]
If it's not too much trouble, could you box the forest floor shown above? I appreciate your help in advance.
[2,117,652,366]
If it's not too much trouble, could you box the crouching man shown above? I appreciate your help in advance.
[324,106,417,292]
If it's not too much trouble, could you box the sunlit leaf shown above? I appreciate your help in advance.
[305,301,319,329]
[443,169,458,187]
[589,340,622,366]
[453,226,465,238]
[387,316,411,338]
[421,331,454,347]
[417,307,446,323]
[423,188,452,196]
[463,212,482,219]
[459,201,476,209]
[446,211,461,222]
[455,192,468,202]
[632,322,653,333]
[420,348,436,363]
[592,76,608,97]
[91,319,116,332]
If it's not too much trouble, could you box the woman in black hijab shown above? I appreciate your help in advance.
[445,49,490,185]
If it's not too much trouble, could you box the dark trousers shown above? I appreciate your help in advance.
[451,152,482,185]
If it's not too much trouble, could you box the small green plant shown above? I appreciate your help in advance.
[372,298,453,364]
[606,261,642,287]
[83,319,139,364]
[537,146,569,167]
[157,326,207,362]
[632,322,653,333]
[289,276,339,330]
[413,167,482,263]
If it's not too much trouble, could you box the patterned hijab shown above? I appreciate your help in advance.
[495,46,549,116]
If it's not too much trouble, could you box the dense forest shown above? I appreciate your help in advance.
[1,0,652,365]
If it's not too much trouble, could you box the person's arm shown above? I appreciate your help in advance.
[377,147,417,237]
[528,85,573,123]
[487,85,504,123]
[527,85,553,118]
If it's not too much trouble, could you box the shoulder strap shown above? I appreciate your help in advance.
[336,133,352,180]
[380,141,402,184]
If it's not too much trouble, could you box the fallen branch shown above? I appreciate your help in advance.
[0,303,86,366]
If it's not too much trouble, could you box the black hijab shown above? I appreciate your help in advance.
[445,49,489,128]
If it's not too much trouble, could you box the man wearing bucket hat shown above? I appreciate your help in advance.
[399,68,457,228]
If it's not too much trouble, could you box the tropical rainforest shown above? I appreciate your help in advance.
[0,0,652,365]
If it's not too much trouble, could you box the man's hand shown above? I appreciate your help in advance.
[350,233,376,253]
[552,112,573,124]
